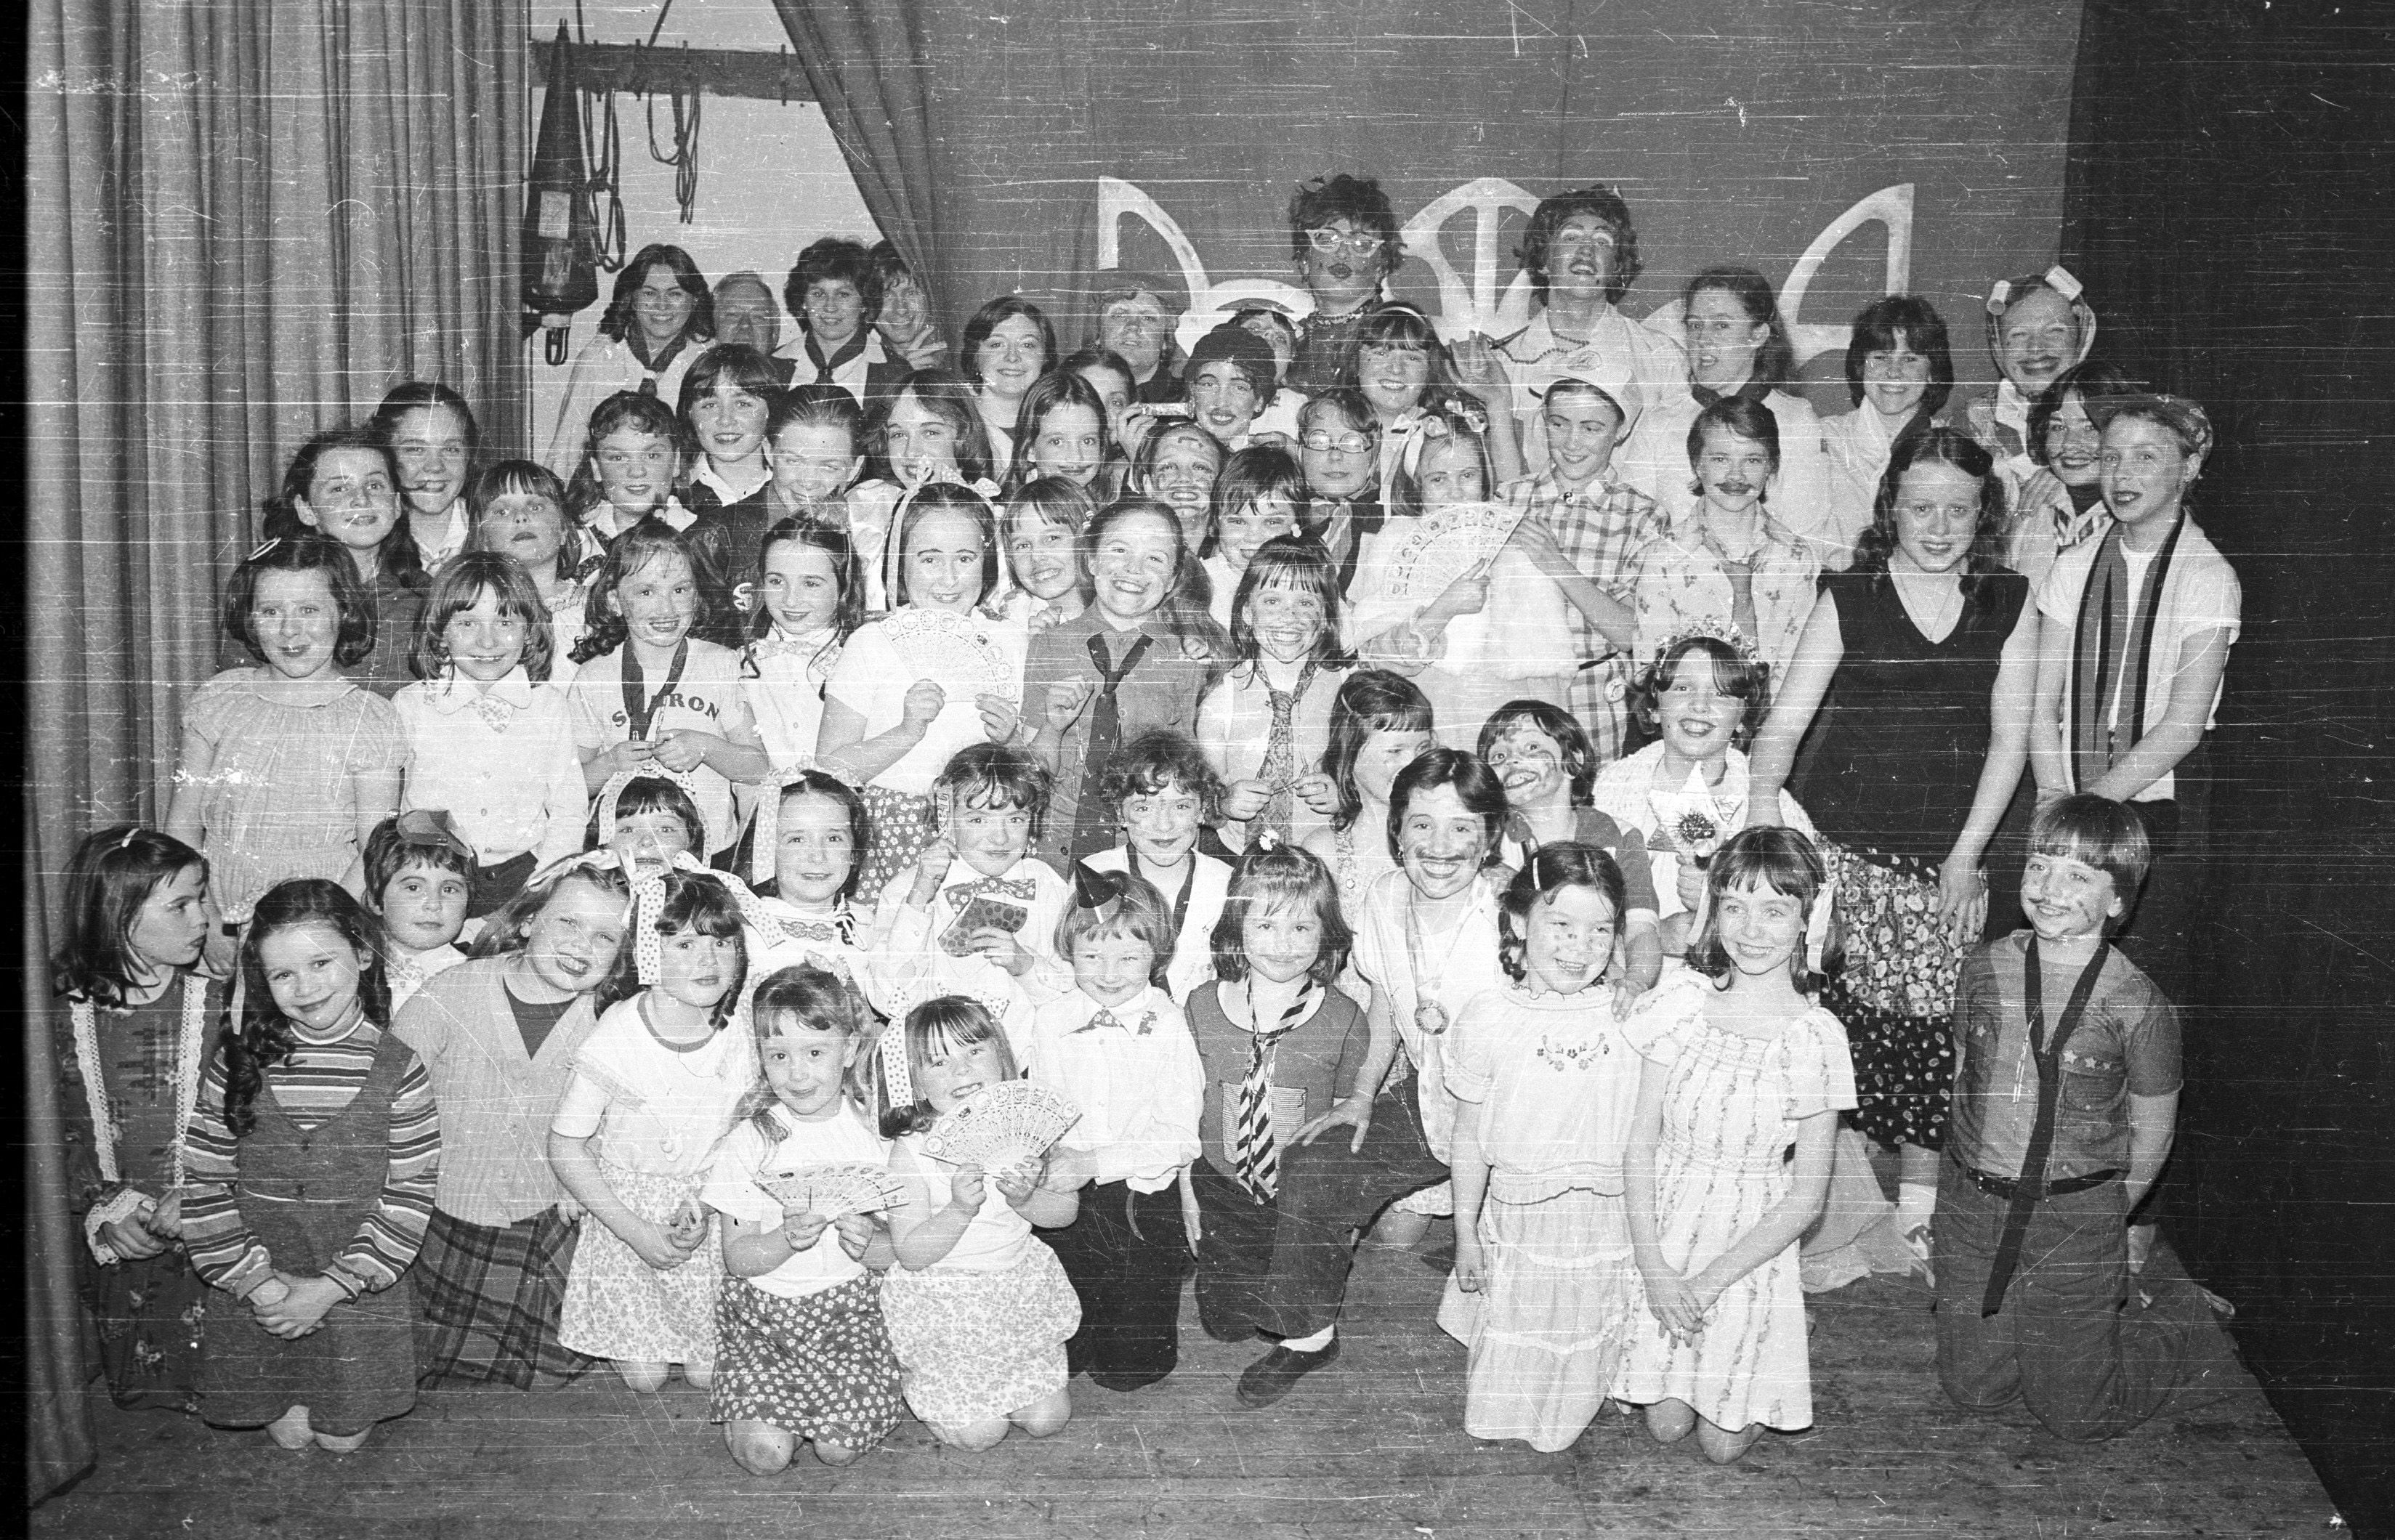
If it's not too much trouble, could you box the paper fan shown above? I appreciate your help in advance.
[1377,500,1527,605]
[1646,763,1742,860]
[880,609,1014,700]
[756,1160,910,1219]
[918,1081,1081,1170]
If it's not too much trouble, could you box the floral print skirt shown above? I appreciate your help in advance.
[1820,841,1965,1151]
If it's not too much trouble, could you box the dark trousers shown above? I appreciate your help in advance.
[1255,1083,1447,1340]
[1189,1156,1279,1340]
[1043,1178,1191,1390]
[1934,1162,2192,1440]
[2114,753,2209,1224]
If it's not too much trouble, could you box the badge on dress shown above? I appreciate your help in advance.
[1415,999,1449,1036]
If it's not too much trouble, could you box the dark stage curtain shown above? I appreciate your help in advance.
[23,0,524,1503]
[2063,1,2395,1528]
[772,0,2081,365]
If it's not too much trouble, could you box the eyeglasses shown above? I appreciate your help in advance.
[1301,431,1376,455]
[1304,227,1385,256]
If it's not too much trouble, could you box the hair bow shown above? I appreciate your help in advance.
[593,764,713,854]
[626,860,777,986]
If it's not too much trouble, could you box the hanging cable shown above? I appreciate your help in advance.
[645,66,700,226]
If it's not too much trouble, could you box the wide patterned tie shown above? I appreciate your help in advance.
[1232,981,1316,1201]
[1072,630,1154,858]
[1255,664,1317,846]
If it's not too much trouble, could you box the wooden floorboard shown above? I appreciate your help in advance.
[31,1247,2333,1540]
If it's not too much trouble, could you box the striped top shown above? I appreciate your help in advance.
[182,1021,440,1300]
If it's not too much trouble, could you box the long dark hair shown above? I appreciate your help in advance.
[1498,841,1627,984]
[222,880,389,1138]
[600,243,714,349]
[1322,669,1434,832]
[750,518,865,643]
[51,826,209,1007]
[264,427,429,591]
[221,530,377,669]
[1852,424,2011,610]
[1684,267,1797,390]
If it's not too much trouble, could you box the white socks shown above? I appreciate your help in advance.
[1897,1182,1938,1233]
[1280,1325,1336,1353]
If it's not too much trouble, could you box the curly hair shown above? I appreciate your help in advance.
[222,880,389,1138]
[1515,186,1644,307]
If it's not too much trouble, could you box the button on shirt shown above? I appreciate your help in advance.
[395,669,589,866]
[1025,985,1204,1192]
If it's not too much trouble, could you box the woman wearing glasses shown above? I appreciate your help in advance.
[1286,174,1406,396]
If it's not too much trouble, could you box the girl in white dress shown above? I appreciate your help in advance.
[1616,827,1854,1463]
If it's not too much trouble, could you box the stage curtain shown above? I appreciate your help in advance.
[771,0,951,344]
[22,0,522,1503]
[770,0,2079,363]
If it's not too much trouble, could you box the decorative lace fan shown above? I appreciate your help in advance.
[918,1081,1081,1170]
[1646,763,1742,861]
[756,1160,910,1219]
[1377,500,1527,604]
[881,608,1014,700]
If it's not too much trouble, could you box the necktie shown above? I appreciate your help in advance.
[2069,519,2181,792]
[1072,631,1155,859]
[1256,664,1317,845]
[807,329,870,385]
[1982,940,2111,1316]
[1232,981,1316,1200]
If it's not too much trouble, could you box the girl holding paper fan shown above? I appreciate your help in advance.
[700,965,903,1475]
[548,867,770,1393]
[1591,633,1816,959]
[817,484,1030,896]
[868,997,1082,1451]
[1344,409,1578,750]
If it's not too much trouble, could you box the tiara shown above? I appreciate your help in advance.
[1652,618,1760,665]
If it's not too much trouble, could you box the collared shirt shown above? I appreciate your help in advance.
[395,668,589,866]
[1625,506,1820,675]
[1196,660,1352,854]
[566,639,756,852]
[1020,607,1219,867]
[1350,869,1508,1162]
[417,504,472,575]
[1615,386,1855,569]
[2034,516,2239,802]
[1950,934,2180,1183]
[1503,469,1668,760]
[1025,984,1205,1192]
[1498,305,1688,458]
[1081,844,1233,1003]
[871,854,1076,1061]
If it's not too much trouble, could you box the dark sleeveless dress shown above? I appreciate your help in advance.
[1793,567,2028,1150]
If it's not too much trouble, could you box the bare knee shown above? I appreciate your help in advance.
[1696,1418,1764,1464]
[615,1359,671,1395]
[811,1439,863,1467]
[727,1421,796,1475]
[1013,1388,1072,1438]
[933,1417,1011,1451]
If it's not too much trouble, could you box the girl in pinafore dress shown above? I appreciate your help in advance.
[180,880,440,1453]
[1617,827,1854,1464]
[548,867,767,1392]
[1438,843,1644,1453]
[868,997,1083,1450]
[51,827,230,1414]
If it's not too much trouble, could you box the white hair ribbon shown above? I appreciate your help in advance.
[1804,878,1836,978]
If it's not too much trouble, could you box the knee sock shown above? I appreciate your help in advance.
[1897,1182,1938,1233]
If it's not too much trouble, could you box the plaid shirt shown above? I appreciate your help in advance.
[1507,470,1668,762]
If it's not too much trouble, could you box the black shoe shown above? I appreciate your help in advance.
[1089,1366,1172,1393]
[1235,1337,1341,1409]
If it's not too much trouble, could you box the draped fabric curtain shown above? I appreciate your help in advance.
[770,0,2080,365]
[23,0,522,1502]
[770,0,953,344]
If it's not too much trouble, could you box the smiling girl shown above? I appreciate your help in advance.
[1617,828,1853,1464]
[846,369,999,612]
[1624,398,1822,675]
[1823,297,1956,537]
[1022,498,1225,865]
[568,524,771,864]
[1200,447,1307,632]
[1200,537,1354,854]
[964,296,1057,475]
[818,485,1030,892]
[169,535,405,925]
[182,879,440,1453]
[270,428,429,697]
[2003,361,2137,589]
[395,856,632,1390]
[545,244,716,477]
[467,461,593,681]
[395,554,589,904]
[1003,372,1115,499]
[373,383,481,575]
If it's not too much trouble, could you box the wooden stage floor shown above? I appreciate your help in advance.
[33,1241,2333,1539]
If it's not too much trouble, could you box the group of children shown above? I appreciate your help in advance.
[55,174,2229,1473]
